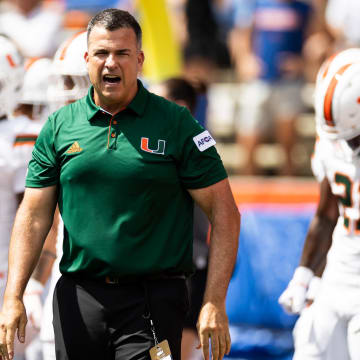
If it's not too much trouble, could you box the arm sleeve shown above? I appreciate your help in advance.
[25,118,59,188]
[175,107,228,189]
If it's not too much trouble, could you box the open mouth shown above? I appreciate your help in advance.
[103,74,121,84]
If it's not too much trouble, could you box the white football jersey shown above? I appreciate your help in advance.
[0,115,41,272]
[312,137,360,283]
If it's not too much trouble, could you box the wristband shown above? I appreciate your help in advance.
[306,276,321,300]
[25,278,44,295]
[292,266,314,288]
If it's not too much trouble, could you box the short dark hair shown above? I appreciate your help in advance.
[162,78,197,114]
[87,8,142,48]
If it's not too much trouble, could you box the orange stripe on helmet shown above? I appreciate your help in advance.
[25,57,41,70]
[321,52,339,80]
[323,64,352,127]
[59,30,86,61]
[6,54,16,67]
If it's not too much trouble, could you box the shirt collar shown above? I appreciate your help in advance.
[84,79,149,121]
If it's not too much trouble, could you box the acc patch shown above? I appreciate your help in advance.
[193,130,216,152]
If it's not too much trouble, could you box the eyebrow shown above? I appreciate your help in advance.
[92,47,132,54]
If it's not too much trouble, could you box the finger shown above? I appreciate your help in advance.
[17,313,27,343]
[6,325,16,360]
[0,343,6,360]
[218,333,227,360]
[225,331,231,355]
[199,331,210,360]
[210,332,219,360]
[1,343,10,360]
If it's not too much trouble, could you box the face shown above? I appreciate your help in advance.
[85,25,144,113]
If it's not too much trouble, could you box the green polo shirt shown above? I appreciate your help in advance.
[26,80,227,279]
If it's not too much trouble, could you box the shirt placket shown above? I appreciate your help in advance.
[107,114,119,150]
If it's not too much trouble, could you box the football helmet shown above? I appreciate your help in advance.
[314,48,360,141]
[20,57,53,121]
[48,31,90,109]
[0,35,24,118]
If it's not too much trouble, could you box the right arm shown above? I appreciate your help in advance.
[299,177,338,275]
[0,185,57,360]
[279,177,338,314]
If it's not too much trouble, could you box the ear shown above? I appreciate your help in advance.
[84,51,89,64]
[137,50,144,68]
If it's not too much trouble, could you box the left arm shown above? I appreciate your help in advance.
[188,178,240,360]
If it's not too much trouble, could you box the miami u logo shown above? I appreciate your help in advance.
[140,137,166,155]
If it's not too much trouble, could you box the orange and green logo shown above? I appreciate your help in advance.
[140,137,165,155]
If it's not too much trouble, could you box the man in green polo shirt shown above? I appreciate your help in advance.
[0,8,240,360]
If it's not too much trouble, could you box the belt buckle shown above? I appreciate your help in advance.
[105,276,119,284]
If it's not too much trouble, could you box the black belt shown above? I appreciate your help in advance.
[104,273,186,285]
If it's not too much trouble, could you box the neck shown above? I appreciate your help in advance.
[93,83,138,115]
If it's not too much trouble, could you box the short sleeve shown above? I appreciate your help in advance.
[325,0,346,30]
[25,118,59,188]
[232,0,255,28]
[311,138,326,183]
[176,107,227,189]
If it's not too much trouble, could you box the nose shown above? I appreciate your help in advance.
[105,54,116,69]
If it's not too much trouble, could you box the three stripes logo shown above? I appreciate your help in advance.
[67,141,83,154]
[140,137,165,155]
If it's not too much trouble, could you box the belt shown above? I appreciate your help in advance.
[104,273,186,284]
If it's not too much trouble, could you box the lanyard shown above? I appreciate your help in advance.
[142,281,159,346]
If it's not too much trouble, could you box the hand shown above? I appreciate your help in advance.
[23,279,44,330]
[0,298,27,360]
[196,302,231,360]
[236,53,262,82]
[278,266,314,314]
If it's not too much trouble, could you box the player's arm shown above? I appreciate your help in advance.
[279,177,338,314]
[188,178,240,360]
[299,177,338,274]
[0,185,57,360]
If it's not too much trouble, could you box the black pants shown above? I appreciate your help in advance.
[53,275,189,360]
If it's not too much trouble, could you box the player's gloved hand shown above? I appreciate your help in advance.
[23,278,44,330]
[278,266,313,314]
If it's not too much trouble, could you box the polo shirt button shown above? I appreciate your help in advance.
[111,133,116,138]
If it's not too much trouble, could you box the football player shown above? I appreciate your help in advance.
[279,48,360,359]
[0,35,47,360]
[0,34,29,307]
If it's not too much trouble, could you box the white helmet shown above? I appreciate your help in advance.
[48,31,90,107]
[0,35,24,118]
[19,57,53,121]
[21,57,52,104]
[314,48,360,140]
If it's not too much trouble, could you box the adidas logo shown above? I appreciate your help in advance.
[67,141,83,154]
